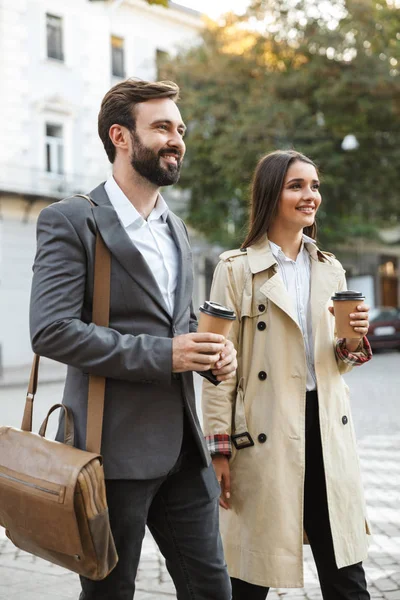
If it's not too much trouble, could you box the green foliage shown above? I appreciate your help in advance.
[159,0,400,247]
[146,0,168,6]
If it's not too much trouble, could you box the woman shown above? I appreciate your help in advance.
[202,150,372,599]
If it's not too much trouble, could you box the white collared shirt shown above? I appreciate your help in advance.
[269,234,317,391]
[104,176,178,315]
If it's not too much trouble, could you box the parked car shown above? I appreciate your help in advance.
[367,307,400,351]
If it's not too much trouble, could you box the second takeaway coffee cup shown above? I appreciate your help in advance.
[197,301,236,338]
[331,290,365,339]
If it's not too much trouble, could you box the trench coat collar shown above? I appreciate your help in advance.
[246,233,325,273]
[247,234,344,332]
[246,235,277,274]
[87,182,176,321]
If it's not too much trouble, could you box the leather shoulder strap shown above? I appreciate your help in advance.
[22,195,111,455]
[75,194,111,454]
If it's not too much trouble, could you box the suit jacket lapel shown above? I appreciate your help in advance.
[88,183,171,320]
[166,212,193,323]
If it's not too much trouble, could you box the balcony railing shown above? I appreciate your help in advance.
[0,163,105,200]
[0,162,190,214]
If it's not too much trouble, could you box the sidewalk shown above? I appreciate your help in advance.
[1,432,399,599]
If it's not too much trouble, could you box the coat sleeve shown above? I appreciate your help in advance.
[334,268,372,375]
[202,258,241,455]
[30,205,173,384]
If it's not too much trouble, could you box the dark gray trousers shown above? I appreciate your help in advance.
[79,416,231,600]
[231,391,370,600]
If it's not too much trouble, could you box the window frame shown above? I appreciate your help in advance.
[111,35,125,78]
[45,123,64,176]
[46,13,64,62]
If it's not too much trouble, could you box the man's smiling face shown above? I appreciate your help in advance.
[129,98,186,187]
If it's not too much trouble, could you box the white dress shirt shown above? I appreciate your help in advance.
[269,234,317,391]
[104,176,178,316]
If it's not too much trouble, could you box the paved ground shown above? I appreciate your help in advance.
[0,352,399,599]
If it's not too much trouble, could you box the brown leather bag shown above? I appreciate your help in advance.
[0,198,118,580]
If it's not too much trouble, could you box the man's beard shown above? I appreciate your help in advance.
[129,130,182,187]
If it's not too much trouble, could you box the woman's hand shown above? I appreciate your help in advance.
[211,339,237,382]
[212,455,231,509]
[329,303,370,351]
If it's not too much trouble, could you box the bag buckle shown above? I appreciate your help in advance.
[231,431,254,450]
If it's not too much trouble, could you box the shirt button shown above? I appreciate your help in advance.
[258,304,265,312]
[257,321,266,331]
[258,371,267,381]
[342,416,348,425]
[258,433,267,443]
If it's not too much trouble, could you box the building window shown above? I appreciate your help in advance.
[46,13,64,61]
[45,124,64,175]
[111,35,125,78]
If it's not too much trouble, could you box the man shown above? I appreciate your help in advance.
[30,79,235,600]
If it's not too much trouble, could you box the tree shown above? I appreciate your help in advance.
[146,0,168,6]
[159,0,400,246]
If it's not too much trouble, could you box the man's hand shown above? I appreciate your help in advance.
[172,333,225,373]
[211,339,237,382]
[212,455,231,510]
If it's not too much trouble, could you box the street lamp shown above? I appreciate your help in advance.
[341,134,359,151]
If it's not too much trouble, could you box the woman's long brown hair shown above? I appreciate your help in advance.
[241,150,318,249]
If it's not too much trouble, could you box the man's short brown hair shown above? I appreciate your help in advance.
[98,79,180,163]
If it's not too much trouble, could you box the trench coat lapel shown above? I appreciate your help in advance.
[260,275,299,325]
[247,238,299,326]
[166,212,193,323]
[88,183,171,320]
[309,246,344,342]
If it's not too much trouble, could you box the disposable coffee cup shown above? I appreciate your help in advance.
[197,301,236,338]
[331,290,365,339]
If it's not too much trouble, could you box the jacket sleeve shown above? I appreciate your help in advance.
[202,259,241,456]
[334,268,372,375]
[30,205,173,384]
[189,302,198,334]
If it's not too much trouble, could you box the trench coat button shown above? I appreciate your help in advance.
[257,321,266,331]
[258,371,267,380]
[258,433,267,443]
[342,415,348,425]
[258,304,265,312]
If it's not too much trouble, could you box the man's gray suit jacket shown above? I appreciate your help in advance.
[30,183,214,480]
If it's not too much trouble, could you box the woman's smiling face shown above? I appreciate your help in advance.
[274,160,321,233]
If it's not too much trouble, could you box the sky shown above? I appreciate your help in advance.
[176,0,250,19]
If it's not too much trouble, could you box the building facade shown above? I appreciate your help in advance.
[0,0,203,372]
[335,238,400,311]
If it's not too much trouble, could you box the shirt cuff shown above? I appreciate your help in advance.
[206,434,232,457]
[335,336,372,366]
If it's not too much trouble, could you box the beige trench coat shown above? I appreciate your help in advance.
[202,236,371,588]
